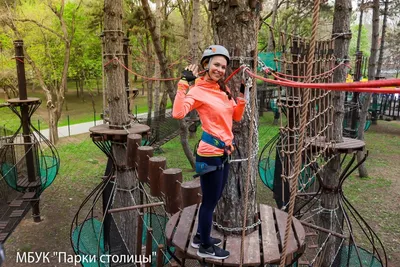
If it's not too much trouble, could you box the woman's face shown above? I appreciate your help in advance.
[205,55,227,82]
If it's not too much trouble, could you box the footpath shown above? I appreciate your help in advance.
[38,110,171,140]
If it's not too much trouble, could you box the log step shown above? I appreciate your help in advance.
[10,210,24,218]
[9,200,23,207]
[0,221,8,230]
[305,232,318,237]
[307,244,318,249]
[0,233,8,242]
[22,192,37,199]
[298,260,310,265]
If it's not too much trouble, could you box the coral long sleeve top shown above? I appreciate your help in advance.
[172,77,246,156]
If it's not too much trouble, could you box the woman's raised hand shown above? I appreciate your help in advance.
[181,64,199,82]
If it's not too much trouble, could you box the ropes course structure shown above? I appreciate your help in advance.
[72,45,399,267]
[0,40,60,243]
[70,0,400,265]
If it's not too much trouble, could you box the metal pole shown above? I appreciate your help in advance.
[350,51,363,135]
[67,115,70,136]
[14,40,41,222]
[124,36,131,114]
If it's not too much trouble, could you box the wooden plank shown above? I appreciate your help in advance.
[185,215,199,258]
[274,208,298,255]
[10,210,24,218]
[242,229,261,265]
[0,221,8,230]
[172,204,197,252]
[9,200,23,207]
[22,192,36,199]
[223,234,242,266]
[0,233,8,242]
[260,204,280,264]
[293,217,306,245]
[165,211,180,243]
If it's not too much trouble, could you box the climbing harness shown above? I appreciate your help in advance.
[192,131,232,178]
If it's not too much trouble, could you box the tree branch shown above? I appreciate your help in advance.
[14,18,68,42]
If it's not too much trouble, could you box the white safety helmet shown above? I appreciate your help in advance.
[200,45,230,66]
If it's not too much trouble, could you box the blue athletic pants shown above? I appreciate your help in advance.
[196,154,229,246]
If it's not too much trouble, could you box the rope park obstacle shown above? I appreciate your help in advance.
[70,0,400,266]
[71,46,399,267]
[0,41,60,243]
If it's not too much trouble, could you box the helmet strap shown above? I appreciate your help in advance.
[205,56,213,73]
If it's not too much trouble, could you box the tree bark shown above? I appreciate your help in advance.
[141,0,195,168]
[103,0,137,254]
[210,1,259,232]
[153,0,161,140]
[267,0,279,52]
[318,0,352,265]
[188,0,201,139]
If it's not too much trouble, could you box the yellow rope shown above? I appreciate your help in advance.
[278,0,321,266]
[239,11,260,267]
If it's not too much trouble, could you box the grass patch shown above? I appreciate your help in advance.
[0,80,172,132]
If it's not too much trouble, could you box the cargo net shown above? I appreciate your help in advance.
[267,36,336,211]
[70,137,195,267]
[251,24,388,266]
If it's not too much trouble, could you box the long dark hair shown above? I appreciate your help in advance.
[202,58,232,100]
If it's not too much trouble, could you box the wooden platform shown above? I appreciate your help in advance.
[307,136,365,153]
[17,177,41,188]
[165,204,305,266]
[90,123,150,137]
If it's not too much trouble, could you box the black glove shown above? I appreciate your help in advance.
[181,69,197,82]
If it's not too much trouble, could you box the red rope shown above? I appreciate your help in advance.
[245,69,400,93]
[271,62,348,80]
[225,67,242,83]
[117,59,180,82]
[12,57,24,64]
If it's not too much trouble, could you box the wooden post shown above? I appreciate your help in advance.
[156,244,164,267]
[136,212,144,256]
[127,134,141,168]
[181,178,201,208]
[149,156,167,197]
[145,227,153,267]
[163,168,182,214]
[137,146,154,183]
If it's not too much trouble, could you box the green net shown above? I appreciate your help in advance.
[0,156,58,193]
[71,218,108,267]
[1,162,17,190]
[258,157,315,192]
[39,156,59,190]
[258,52,282,72]
[338,245,383,267]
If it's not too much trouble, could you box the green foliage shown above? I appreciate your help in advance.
[349,25,370,58]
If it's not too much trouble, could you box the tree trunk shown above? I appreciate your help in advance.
[141,0,195,168]
[267,0,279,52]
[103,0,137,255]
[357,0,380,178]
[188,0,201,139]
[318,0,352,265]
[376,0,388,78]
[145,33,153,126]
[210,1,259,232]
[48,108,59,144]
[153,0,161,140]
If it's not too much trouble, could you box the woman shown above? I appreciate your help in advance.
[172,45,246,259]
